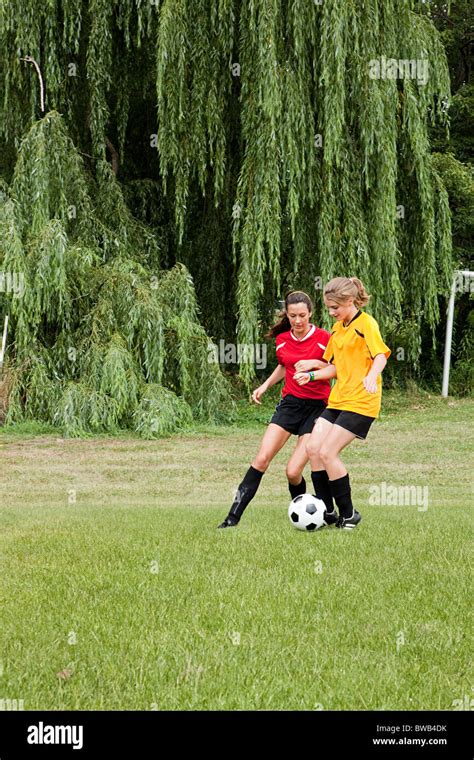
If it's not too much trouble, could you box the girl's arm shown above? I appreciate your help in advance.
[294,364,337,385]
[294,358,328,372]
[363,353,387,393]
[252,363,285,404]
[264,363,286,388]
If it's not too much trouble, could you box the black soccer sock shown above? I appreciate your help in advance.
[329,473,354,519]
[311,470,335,513]
[227,465,265,523]
[288,475,306,500]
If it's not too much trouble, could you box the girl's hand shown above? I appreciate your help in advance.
[295,359,327,372]
[363,375,378,393]
[251,385,267,404]
[294,372,310,386]
[294,360,312,372]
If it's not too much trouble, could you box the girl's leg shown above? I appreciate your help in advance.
[286,433,310,499]
[319,426,358,520]
[306,418,338,516]
[218,424,292,528]
[306,417,334,470]
[319,425,356,481]
[251,423,292,472]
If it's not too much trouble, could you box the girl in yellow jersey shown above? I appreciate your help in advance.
[294,277,390,530]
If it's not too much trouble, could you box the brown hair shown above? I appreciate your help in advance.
[266,291,313,339]
[323,277,370,308]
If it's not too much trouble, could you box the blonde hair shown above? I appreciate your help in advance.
[323,277,370,308]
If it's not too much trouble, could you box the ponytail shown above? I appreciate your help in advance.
[266,311,291,339]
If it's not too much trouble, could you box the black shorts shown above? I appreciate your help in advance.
[319,408,375,440]
[270,394,327,436]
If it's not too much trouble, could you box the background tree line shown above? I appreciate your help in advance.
[0,0,472,435]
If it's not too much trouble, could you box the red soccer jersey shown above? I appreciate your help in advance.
[275,325,331,401]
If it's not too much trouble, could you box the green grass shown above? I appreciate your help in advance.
[0,392,472,710]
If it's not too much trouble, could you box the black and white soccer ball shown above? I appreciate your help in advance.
[288,493,326,531]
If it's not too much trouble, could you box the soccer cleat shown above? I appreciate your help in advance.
[323,508,339,526]
[335,511,362,530]
[217,516,239,529]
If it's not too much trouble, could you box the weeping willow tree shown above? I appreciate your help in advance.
[156,0,453,377]
[0,0,453,390]
[0,112,233,435]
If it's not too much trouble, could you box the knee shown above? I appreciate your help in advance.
[253,453,271,472]
[319,446,334,465]
[306,438,321,459]
[286,463,302,482]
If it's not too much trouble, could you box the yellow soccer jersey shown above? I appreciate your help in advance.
[323,311,391,418]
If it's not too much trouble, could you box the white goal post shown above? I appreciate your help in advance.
[442,270,474,397]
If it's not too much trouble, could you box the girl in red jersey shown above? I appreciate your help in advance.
[218,291,331,528]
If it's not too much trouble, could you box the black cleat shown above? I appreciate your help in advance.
[336,511,362,530]
[323,508,339,526]
[217,516,239,529]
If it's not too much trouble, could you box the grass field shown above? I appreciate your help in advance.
[0,391,472,711]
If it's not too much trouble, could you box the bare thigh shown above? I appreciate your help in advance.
[252,423,292,471]
[319,424,357,480]
[320,424,357,458]
[306,417,335,466]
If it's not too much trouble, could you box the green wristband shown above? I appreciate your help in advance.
[309,371,315,381]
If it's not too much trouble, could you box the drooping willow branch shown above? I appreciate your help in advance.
[0,111,234,436]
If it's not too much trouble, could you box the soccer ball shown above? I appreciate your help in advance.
[288,493,326,531]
